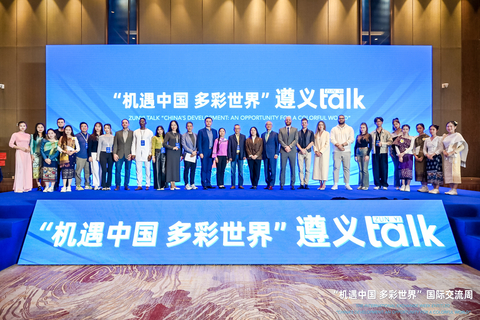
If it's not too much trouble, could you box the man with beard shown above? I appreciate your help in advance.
[330,114,355,190]
[278,116,298,190]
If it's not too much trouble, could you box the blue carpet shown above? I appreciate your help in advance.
[1,185,479,270]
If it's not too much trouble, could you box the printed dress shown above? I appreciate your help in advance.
[442,133,468,184]
[394,136,414,180]
[30,135,44,179]
[423,136,443,185]
[58,137,79,179]
[41,139,59,182]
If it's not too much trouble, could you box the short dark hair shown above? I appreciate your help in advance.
[234,124,240,129]
[139,117,146,122]
[122,118,129,123]
[205,117,213,123]
[186,121,193,127]
[301,118,308,122]
[79,122,88,129]
[416,123,425,129]
[57,118,65,122]
[374,117,384,123]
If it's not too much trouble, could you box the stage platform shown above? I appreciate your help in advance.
[0,263,479,319]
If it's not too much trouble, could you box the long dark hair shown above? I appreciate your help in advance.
[60,125,74,148]
[216,128,226,153]
[89,122,104,141]
[33,123,46,140]
[249,126,259,138]
[155,125,165,138]
[168,120,180,134]
[392,118,400,132]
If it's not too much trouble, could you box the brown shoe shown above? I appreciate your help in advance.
[135,187,142,191]
[230,186,235,189]
[114,186,120,191]
[146,186,149,191]
[239,186,244,189]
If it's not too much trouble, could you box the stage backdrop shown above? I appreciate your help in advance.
[46,45,432,186]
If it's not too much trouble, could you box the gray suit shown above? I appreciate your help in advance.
[113,129,134,187]
[278,126,298,186]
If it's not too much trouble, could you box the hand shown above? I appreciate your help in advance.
[173,147,179,151]
[180,156,183,161]
[274,155,278,159]
[229,158,233,162]
[355,156,358,162]
[152,156,156,163]
[200,153,204,159]
[253,155,257,160]
[365,155,370,162]
[443,150,448,157]
[244,157,247,160]
[215,158,218,163]
[340,146,345,151]
[418,156,423,162]
[302,149,307,155]
[31,154,34,162]
[148,155,152,161]
[378,141,383,147]
[192,151,197,156]
[45,158,51,165]
[67,150,74,156]
[130,155,135,160]
[89,156,93,162]
[114,154,119,162]
[399,156,403,163]
[26,147,31,153]
[285,146,291,153]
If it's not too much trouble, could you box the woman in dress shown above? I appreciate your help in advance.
[97,124,114,190]
[164,120,182,190]
[313,121,330,190]
[88,122,103,190]
[245,127,263,189]
[390,118,402,190]
[152,125,167,191]
[40,129,60,192]
[30,123,46,191]
[423,125,443,194]
[9,121,33,193]
[394,124,414,192]
[354,122,372,190]
[442,121,468,195]
[57,125,79,192]
[212,128,229,189]
[414,123,429,192]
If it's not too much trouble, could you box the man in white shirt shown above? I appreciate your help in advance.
[330,115,355,190]
[132,118,153,190]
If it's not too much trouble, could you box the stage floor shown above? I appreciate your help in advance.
[0,264,478,319]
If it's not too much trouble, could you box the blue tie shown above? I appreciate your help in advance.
[287,127,290,137]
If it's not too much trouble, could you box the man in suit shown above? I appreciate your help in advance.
[113,119,134,190]
[261,121,279,190]
[278,116,298,190]
[228,124,246,189]
[197,117,218,189]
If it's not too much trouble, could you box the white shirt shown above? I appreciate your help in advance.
[423,136,443,156]
[132,128,154,161]
[330,124,354,152]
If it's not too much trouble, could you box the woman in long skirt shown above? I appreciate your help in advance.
[390,118,402,189]
[30,123,46,191]
[164,121,182,190]
[9,121,33,193]
[442,121,468,195]
[312,121,330,190]
[423,125,443,194]
[57,125,80,192]
[41,129,60,192]
[394,124,414,192]
[414,123,429,192]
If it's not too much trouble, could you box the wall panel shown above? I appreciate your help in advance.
[46,0,81,45]
[16,0,46,47]
[297,0,328,44]
[413,0,441,47]
[234,0,265,44]
[139,0,171,44]
[171,0,203,43]
[204,0,234,43]
[82,0,107,44]
[0,0,16,46]
[393,0,413,45]
[266,0,296,44]
[328,0,357,44]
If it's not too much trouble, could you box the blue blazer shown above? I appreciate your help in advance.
[227,134,246,160]
[261,131,280,159]
[197,128,218,155]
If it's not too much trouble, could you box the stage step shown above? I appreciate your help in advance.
[447,216,480,270]
[0,218,30,271]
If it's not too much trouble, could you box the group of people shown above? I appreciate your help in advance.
[9,115,468,195]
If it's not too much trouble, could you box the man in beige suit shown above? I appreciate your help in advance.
[113,119,134,191]
[278,116,298,190]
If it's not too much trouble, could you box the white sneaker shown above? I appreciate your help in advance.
[331,185,338,190]
[445,189,458,195]
[159,188,164,191]
[61,187,67,193]
[357,186,363,190]
[418,186,429,193]
[362,187,369,190]
[382,187,388,190]
[429,189,440,194]
[76,186,84,191]
[405,185,410,192]
[345,185,352,191]
[400,185,405,191]
[43,187,48,193]
[67,186,72,192]
[374,186,380,190]
[84,186,93,190]
[191,184,198,190]
[185,184,192,190]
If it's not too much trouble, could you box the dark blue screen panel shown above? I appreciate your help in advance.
[46,45,432,185]
[19,200,460,265]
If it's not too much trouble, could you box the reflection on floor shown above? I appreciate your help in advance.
[0,264,479,319]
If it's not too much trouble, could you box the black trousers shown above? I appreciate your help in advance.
[216,156,227,186]
[184,160,197,185]
[100,152,113,188]
[372,153,389,187]
[248,159,262,187]
[153,150,167,189]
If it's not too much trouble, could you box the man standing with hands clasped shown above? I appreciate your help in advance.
[228,124,246,189]
[113,119,134,191]
[197,117,218,190]
[330,114,355,190]
[132,117,153,191]
[296,118,314,189]
[279,116,298,190]
[261,121,279,190]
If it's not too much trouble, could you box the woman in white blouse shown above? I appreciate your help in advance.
[394,124,414,192]
[442,121,468,195]
[312,121,330,190]
[423,125,444,194]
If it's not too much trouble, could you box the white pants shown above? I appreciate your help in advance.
[136,160,151,186]
[297,152,312,186]
[91,152,102,188]
[333,151,351,185]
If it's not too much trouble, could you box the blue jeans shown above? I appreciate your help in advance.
[200,149,213,187]
[230,154,244,187]
[115,156,131,187]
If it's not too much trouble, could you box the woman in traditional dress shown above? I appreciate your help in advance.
[390,118,402,189]
[164,120,182,190]
[41,129,60,192]
[442,121,468,195]
[354,123,372,190]
[394,124,414,192]
[414,123,429,192]
[312,121,330,190]
[152,126,167,190]
[57,125,79,192]
[423,125,443,194]
[30,123,46,191]
[9,121,33,193]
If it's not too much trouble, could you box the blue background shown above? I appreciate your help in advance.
[46,45,432,186]
[19,200,460,265]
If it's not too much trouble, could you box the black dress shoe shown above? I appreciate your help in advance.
[305,185,309,189]
[290,186,295,190]
[250,186,255,189]
[299,185,304,189]
[203,187,208,190]
[264,186,269,189]
[207,186,216,189]
[280,186,284,190]
[124,187,130,191]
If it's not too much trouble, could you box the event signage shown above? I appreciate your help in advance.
[19,200,460,265]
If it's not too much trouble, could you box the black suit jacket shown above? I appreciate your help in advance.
[227,134,246,160]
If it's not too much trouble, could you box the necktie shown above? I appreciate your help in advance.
[266,131,270,142]
[287,127,290,137]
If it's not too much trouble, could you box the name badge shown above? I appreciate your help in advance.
[237,145,240,151]
[161,147,165,153]
[175,143,180,148]
[85,143,88,149]
[106,147,111,153]
[141,140,145,147]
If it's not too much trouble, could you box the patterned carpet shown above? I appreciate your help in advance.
[0,264,479,319]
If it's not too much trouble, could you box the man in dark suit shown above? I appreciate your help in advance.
[197,117,218,189]
[261,121,279,190]
[228,124,246,189]
[113,119,134,190]
[278,116,298,190]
